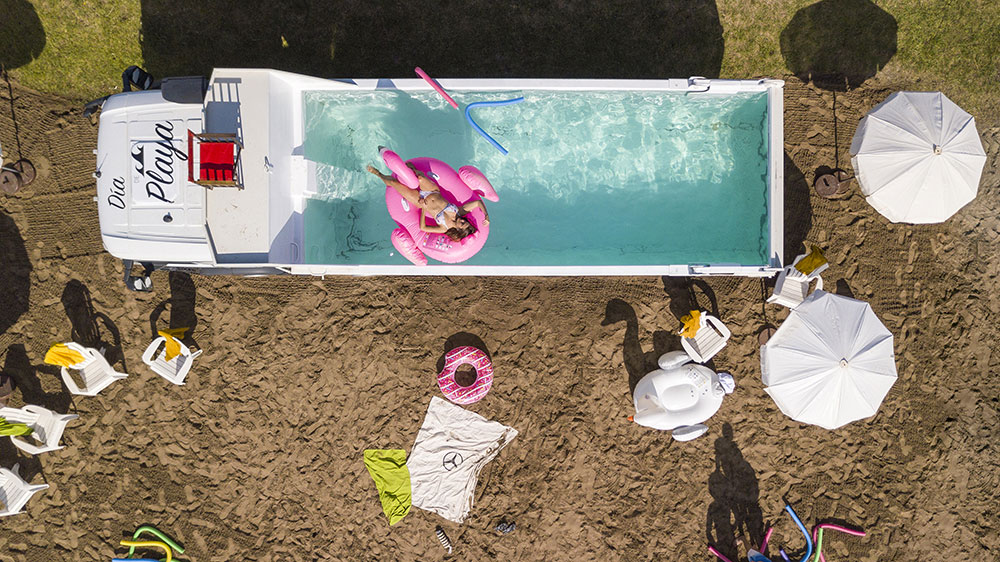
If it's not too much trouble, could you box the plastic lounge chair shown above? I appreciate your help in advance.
[187,131,243,189]
[142,337,202,385]
[59,343,128,396]
[0,405,78,455]
[679,313,731,364]
[0,464,48,517]
[767,252,827,309]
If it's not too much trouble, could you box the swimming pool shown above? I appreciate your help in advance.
[94,71,784,284]
[298,79,783,275]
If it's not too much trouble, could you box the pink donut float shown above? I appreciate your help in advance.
[381,148,498,265]
[437,346,494,404]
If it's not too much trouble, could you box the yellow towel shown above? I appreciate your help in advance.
[794,245,827,275]
[0,418,33,437]
[157,328,189,361]
[680,310,702,339]
[43,343,85,368]
[364,449,412,525]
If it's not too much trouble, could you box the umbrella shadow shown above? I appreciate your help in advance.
[601,299,675,395]
[1,344,72,413]
[779,0,897,91]
[706,423,766,560]
[62,280,125,371]
[140,1,724,79]
[0,1,45,70]
[148,272,200,350]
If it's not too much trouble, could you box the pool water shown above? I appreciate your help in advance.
[302,89,769,266]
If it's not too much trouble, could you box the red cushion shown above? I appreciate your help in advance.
[199,142,235,181]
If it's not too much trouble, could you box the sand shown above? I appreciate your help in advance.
[0,76,998,561]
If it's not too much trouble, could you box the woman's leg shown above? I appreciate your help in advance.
[367,165,421,206]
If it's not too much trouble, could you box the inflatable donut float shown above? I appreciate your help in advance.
[437,346,493,404]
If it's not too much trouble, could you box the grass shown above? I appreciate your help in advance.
[9,0,142,101]
[7,0,1000,120]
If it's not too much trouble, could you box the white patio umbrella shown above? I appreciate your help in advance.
[761,290,897,430]
[850,91,986,224]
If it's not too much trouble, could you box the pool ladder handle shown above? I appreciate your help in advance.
[687,77,711,93]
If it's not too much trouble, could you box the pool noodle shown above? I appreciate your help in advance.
[761,526,775,552]
[129,525,185,555]
[707,545,735,562]
[414,67,459,110]
[120,540,172,562]
[810,523,866,562]
[811,529,824,562]
[783,504,813,562]
[464,98,525,155]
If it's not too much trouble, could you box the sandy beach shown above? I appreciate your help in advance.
[1,73,999,562]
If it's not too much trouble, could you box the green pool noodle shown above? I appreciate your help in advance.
[128,526,185,556]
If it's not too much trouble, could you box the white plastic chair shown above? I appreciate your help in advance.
[0,464,48,517]
[142,337,202,385]
[59,343,128,396]
[679,313,731,364]
[0,405,78,455]
[767,252,828,309]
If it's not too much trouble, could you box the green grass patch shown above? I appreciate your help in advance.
[8,0,1000,120]
[9,0,142,101]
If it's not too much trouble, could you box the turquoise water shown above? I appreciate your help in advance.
[302,89,769,266]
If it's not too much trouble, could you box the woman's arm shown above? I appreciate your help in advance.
[418,209,448,233]
[462,200,490,224]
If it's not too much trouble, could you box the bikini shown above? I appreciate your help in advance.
[419,190,459,226]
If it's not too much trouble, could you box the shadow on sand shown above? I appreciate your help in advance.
[780,0,897,91]
[140,1,724,80]
[435,332,492,375]
[0,0,46,70]
[706,423,765,560]
[601,298,676,395]
[0,212,30,336]
[62,280,125,371]
[2,344,72,414]
[149,272,200,349]
[783,152,812,264]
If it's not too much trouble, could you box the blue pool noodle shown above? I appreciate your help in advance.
[783,504,813,562]
[464,97,525,155]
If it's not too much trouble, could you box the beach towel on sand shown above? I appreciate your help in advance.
[363,449,412,525]
[408,397,518,523]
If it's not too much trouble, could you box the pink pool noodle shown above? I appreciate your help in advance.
[760,526,775,552]
[810,524,866,562]
[708,546,735,562]
[414,67,459,110]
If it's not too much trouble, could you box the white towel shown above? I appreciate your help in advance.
[408,397,518,523]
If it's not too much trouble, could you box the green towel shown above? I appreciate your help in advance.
[0,417,33,437]
[364,449,411,525]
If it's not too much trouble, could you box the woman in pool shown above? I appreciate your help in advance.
[366,164,489,241]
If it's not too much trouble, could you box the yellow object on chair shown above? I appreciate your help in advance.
[679,310,702,339]
[157,328,190,361]
[43,343,85,368]
[794,245,828,275]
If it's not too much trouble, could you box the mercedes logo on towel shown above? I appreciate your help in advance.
[442,451,464,471]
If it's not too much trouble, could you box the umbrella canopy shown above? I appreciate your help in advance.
[761,290,897,429]
[850,91,986,223]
